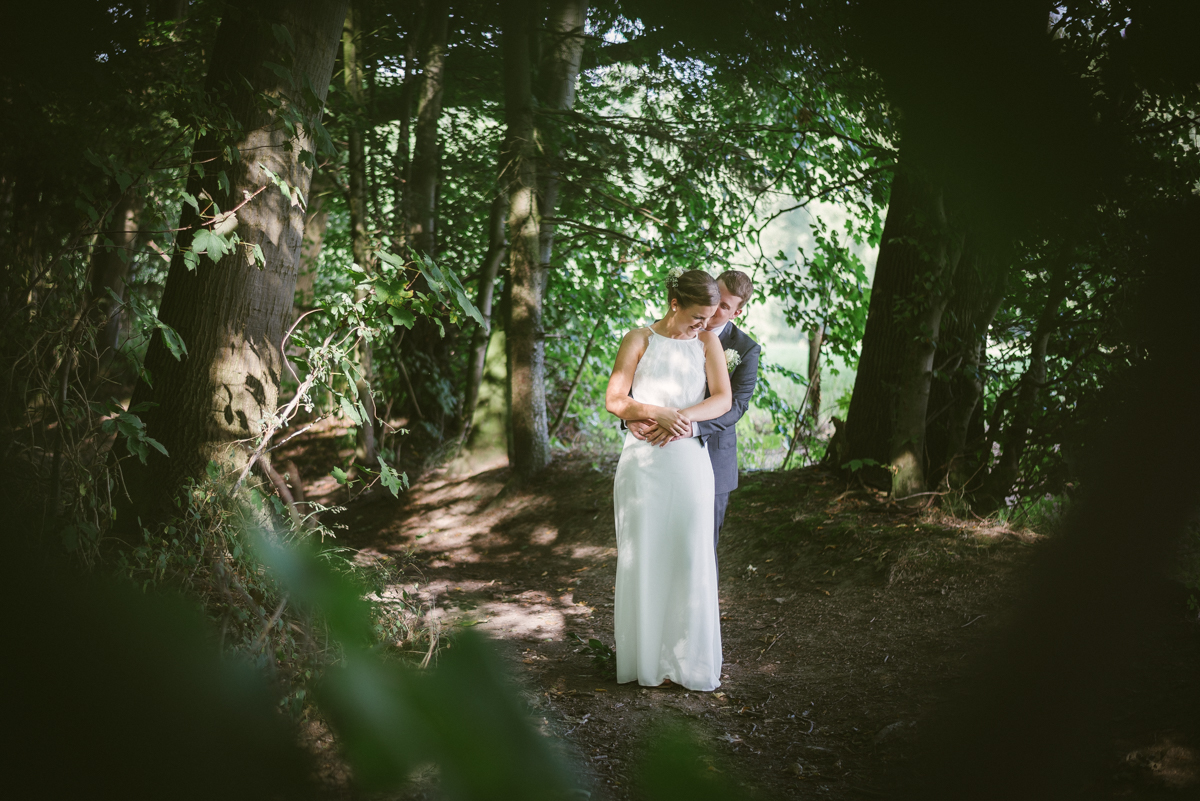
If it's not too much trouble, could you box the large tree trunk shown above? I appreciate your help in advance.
[342,1,378,465]
[125,0,347,516]
[502,0,551,481]
[401,0,453,440]
[461,191,508,444]
[843,168,962,495]
[926,248,1007,490]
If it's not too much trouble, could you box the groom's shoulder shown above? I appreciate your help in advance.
[730,324,760,352]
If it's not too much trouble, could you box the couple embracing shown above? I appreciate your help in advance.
[605,269,761,691]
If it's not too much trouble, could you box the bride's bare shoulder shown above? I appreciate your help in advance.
[620,327,652,347]
[697,329,721,349]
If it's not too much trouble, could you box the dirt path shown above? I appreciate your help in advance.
[299,447,1068,798]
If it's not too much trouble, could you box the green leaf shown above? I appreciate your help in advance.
[378,457,407,498]
[156,322,188,360]
[331,466,350,485]
[415,253,485,327]
[270,23,296,51]
[339,394,362,425]
[388,307,415,329]
[263,61,294,85]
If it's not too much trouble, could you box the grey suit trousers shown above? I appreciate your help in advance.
[714,490,730,569]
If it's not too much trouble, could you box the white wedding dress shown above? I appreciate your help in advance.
[613,330,722,691]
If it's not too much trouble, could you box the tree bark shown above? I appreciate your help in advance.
[342,1,378,465]
[408,0,448,257]
[843,167,962,495]
[88,192,139,372]
[807,324,823,425]
[461,191,508,444]
[926,248,1006,490]
[125,0,347,516]
[535,0,588,281]
[400,0,454,439]
[889,180,962,498]
[295,176,331,310]
[502,0,551,481]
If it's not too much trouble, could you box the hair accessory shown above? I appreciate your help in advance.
[666,266,684,288]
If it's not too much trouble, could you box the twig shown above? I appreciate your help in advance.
[233,328,339,492]
[281,307,325,382]
[757,633,783,661]
[550,316,604,440]
[960,614,986,628]
[252,594,290,652]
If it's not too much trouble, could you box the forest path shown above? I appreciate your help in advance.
[304,447,1046,800]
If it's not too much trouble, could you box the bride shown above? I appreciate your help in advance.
[605,269,733,691]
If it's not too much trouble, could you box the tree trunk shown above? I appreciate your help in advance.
[807,325,823,425]
[390,54,413,252]
[342,1,378,465]
[889,181,962,498]
[502,0,551,481]
[125,0,347,516]
[535,0,588,279]
[843,167,962,494]
[295,177,330,310]
[399,0,454,440]
[408,0,448,257]
[978,262,1069,509]
[89,193,139,372]
[461,191,508,444]
[926,248,1007,490]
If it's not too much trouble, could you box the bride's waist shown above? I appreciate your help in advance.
[622,431,705,449]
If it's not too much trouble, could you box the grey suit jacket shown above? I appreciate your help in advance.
[697,323,761,495]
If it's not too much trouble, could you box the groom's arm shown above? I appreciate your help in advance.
[694,343,760,437]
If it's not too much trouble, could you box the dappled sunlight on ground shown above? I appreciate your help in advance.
[291,449,1200,801]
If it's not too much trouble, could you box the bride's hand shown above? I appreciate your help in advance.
[653,407,691,437]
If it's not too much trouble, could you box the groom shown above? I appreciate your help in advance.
[630,270,761,553]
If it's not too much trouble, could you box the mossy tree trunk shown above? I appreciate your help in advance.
[342,1,380,465]
[126,0,347,517]
[502,0,551,481]
[844,167,963,496]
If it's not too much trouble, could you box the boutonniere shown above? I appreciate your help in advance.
[724,348,741,373]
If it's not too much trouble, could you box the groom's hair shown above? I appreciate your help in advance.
[718,270,754,310]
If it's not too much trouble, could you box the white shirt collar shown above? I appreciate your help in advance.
[707,320,731,338]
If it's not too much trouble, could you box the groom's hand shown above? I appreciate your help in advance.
[628,419,656,441]
[646,426,676,447]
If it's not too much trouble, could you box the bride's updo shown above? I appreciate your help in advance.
[667,269,720,308]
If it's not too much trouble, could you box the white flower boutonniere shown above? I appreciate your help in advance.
[724,348,741,373]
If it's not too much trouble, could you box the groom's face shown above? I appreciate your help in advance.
[705,280,745,331]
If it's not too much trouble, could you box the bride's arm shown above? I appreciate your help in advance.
[605,329,692,436]
[681,330,733,422]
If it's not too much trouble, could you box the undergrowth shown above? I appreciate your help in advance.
[111,463,433,717]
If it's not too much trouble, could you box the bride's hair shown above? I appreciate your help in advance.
[668,269,720,308]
